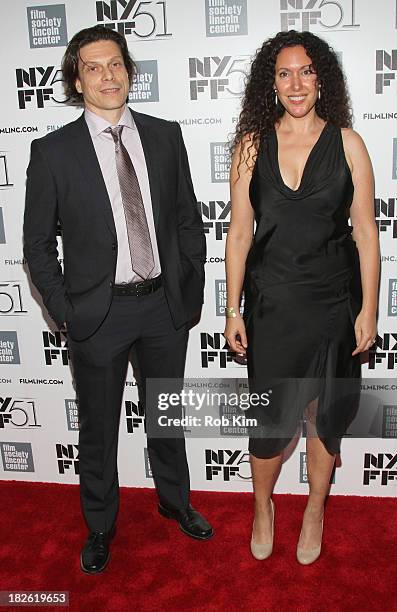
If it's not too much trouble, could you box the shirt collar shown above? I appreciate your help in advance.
[84,105,135,138]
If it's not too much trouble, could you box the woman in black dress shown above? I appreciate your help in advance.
[224,31,379,564]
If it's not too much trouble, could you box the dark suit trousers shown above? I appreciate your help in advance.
[68,285,190,532]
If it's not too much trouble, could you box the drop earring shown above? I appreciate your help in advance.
[274,89,278,105]
[318,85,321,100]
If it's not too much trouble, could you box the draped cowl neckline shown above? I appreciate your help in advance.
[266,122,334,200]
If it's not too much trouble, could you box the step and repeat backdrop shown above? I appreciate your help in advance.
[0,0,396,497]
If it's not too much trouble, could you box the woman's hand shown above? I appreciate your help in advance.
[352,309,377,355]
[224,316,248,354]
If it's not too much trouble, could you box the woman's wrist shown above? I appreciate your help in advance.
[225,306,241,319]
[360,304,377,317]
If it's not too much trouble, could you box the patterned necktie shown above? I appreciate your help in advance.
[107,125,155,280]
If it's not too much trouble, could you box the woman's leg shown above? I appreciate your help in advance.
[299,399,335,551]
[250,453,282,543]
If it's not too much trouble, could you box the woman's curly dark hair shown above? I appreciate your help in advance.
[232,30,352,164]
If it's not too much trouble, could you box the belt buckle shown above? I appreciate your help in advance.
[136,279,148,297]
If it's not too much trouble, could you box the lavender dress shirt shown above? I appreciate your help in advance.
[84,106,161,283]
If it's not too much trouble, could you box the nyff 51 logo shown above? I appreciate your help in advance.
[125,399,145,433]
[56,443,79,474]
[43,331,69,365]
[201,332,237,368]
[363,452,397,486]
[0,209,5,244]
[197,200,230,241]
[0,282,28,315]
[376,50,397,94]
[369,333,397,370]
[375,198,397,239]
[189,55,248,100]
[280,0,360,31]
[16,66,67,109]
[205,449,251,480]
[0,398,40,429]
[96,0,172,39]
[0,153,14,189]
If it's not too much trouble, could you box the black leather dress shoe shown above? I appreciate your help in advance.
[80,527,115,574]
[158,503,214,540]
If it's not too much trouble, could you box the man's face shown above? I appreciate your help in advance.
[75,39,130,116]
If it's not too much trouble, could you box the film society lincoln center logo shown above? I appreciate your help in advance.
[144,448,152,478]
[27,5,68,48]
[393,140,397,181]
[65,399,79,431]
[210,143,231,183]
[1,442,34,472]
[389,279,397,316]
[205,0,247,37]
[129,61,159,104]
[381,405,397,439]
[0,331,20,365]
[215,280,244,316]
[300,452,335,484]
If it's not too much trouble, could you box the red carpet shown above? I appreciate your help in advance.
[0,482,396,611]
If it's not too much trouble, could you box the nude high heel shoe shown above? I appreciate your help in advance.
[250,499,274,560]
[296,518,324,565]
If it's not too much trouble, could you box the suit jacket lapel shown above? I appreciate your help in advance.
[70,114,117,239]
[131,109,160,228]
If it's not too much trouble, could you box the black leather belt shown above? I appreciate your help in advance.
[113,275,162,297]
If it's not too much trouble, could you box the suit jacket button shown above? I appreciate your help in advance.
[109,281,114,288]
[112,244,116,250]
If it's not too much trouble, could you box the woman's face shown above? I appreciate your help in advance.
[274,45,319,119]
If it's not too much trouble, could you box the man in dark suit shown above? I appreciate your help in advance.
[24,25,213,574]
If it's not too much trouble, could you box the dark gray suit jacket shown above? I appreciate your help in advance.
[24,109,206,340]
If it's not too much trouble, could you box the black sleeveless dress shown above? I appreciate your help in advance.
[244,123,361,458]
